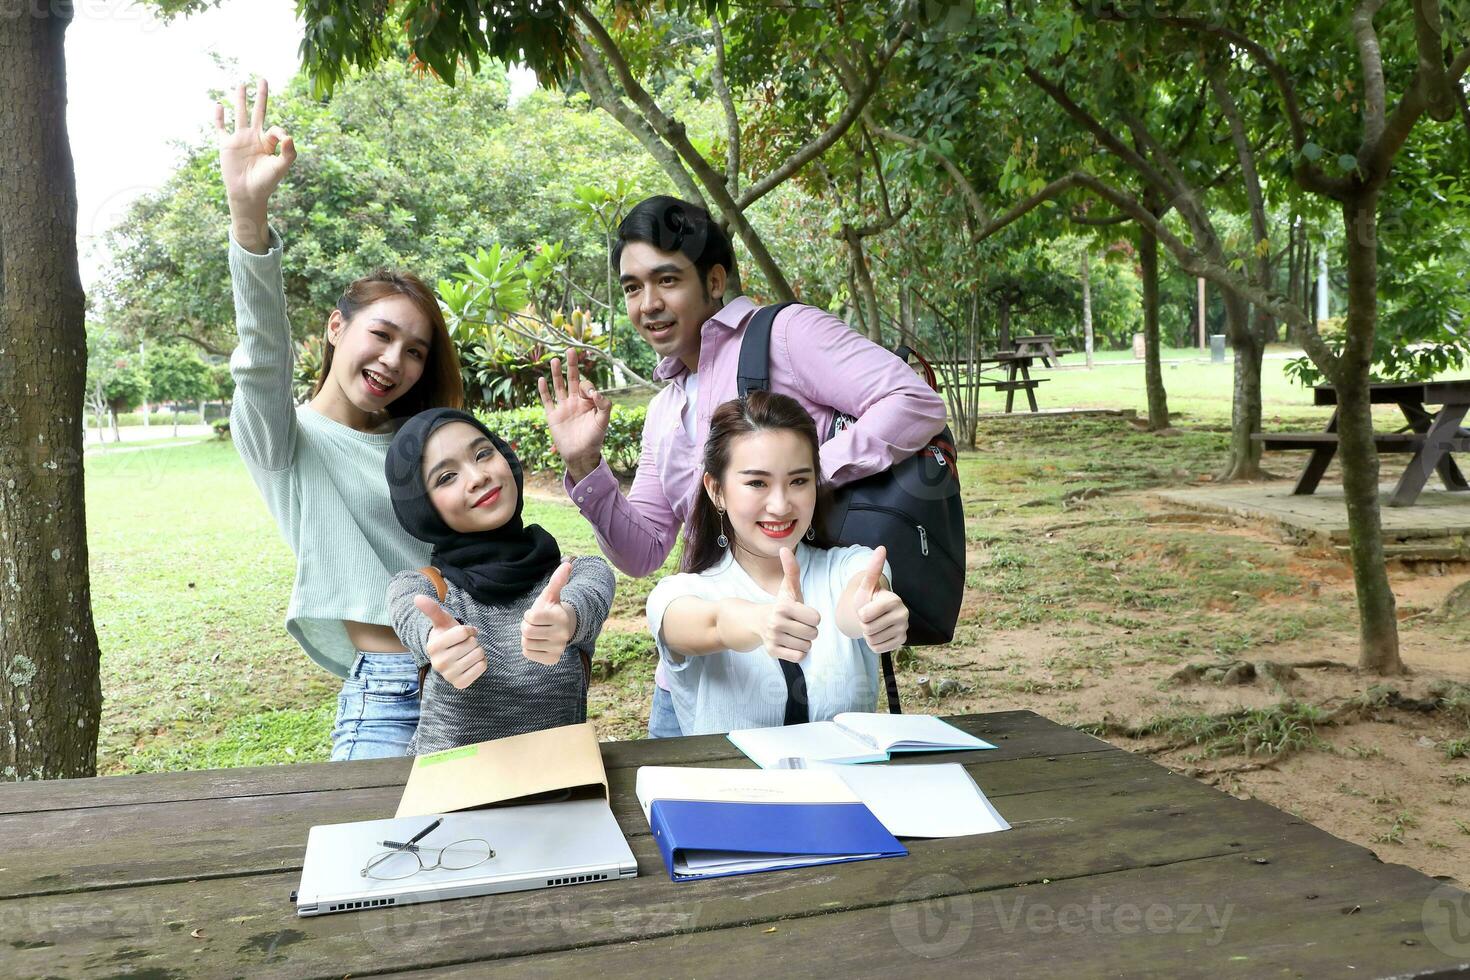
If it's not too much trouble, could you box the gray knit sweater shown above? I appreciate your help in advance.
[388,556,615,753]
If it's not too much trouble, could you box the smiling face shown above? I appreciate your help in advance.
[422,422,519,534]
[619,240,725,371]
[704,428,818,564]
[324,294,433,417]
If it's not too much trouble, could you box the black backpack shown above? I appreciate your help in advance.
[736,302,966,714]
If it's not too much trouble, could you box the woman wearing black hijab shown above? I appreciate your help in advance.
[384,408,615,753]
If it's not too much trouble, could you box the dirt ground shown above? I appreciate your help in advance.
[539,417,1470,888]
[933,495,1470,889]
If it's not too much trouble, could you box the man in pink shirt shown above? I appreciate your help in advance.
[538,196,946,737]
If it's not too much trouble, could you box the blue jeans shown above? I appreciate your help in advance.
[331,652,421,761]
[647,683,684,739]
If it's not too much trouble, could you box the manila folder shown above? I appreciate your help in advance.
[396,722,608,818]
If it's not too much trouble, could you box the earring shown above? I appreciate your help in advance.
[805,525,816,541]
[715,507,729,549]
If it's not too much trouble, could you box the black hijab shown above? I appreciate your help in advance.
[386,408,561,604]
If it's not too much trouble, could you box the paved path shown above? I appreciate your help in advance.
[83,423,214,447]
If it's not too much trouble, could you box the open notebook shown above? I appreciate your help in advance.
[728,712,996,769]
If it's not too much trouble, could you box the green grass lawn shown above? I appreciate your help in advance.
[968,348,1469,427]
[85,438,673,773]
[1083,344,1249,363]
[85,435,213,452]
[1039,356,1324,423]
[87,440,320,773]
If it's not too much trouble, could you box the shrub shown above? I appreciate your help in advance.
[477,405,646,477]
[212,419,231,440]
[294,336,325,403]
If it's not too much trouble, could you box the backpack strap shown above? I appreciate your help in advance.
[421,566,449,602]
[881,650,902,715]
[736,301,796,396]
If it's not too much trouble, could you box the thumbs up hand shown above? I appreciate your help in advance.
[759,547,821,663]
[853,546,908,653]
[414,594,486,689]
[520,560,576,665]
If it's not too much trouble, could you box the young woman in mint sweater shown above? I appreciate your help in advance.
[217,79,464,760]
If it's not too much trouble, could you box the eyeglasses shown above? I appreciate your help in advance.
[360,818,495,881]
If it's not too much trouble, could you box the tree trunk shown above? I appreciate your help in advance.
[844,264,862,333]
[1317,249,1330,323]
[604,229,618,357]
[930,292,974,451]
[1286,220,1300,319]
[1080,250,1094,369]
[1218,289,1265,481]
[844,227,883,345]
[1336,194,1403,675]
[997,294,1012,351]
[962,295,980,449]
[1197,278,1207,348]
[898,286,915,348]
[0,7,104,779]
[1138,224,1171,429]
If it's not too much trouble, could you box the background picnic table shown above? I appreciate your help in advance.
[3,711,1467,977]
[1256,379,1470,505]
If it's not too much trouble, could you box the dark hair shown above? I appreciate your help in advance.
[683,391,834,574]
[314,269,464,418]
[611,195,737,287]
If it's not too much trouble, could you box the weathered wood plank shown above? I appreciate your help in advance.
[0,711,1099,815]
[385,845,1470,979]
[0,772,1366,978]
[1,745,1141,899]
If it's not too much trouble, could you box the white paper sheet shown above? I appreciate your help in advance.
[813,762,1011,838]
[634,765,860,820]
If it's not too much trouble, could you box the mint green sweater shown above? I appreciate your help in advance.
[228,230,431,678]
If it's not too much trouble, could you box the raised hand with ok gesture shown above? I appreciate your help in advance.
[413,595,486,690]
[537,348,613,484]
[520,560,578,665]
[757,547,822,663]
[214,78,296,253]
[846,545,909,653]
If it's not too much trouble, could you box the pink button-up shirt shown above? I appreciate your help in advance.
[563,296,948,688]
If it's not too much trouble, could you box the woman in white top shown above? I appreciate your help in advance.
[217,80,464,759]
[646,391,911,735]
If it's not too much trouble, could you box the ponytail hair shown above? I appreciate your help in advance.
[683,391,835,574]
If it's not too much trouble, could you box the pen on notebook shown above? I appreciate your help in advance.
[382,817,442,850]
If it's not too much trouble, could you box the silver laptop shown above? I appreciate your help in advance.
[295,797,638,917]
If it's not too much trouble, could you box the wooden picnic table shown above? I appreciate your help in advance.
[1010,334,1072,368]
[936,354,1048,413]
[978,352,1048,413]
[3,710,1467,977]
[1255,379,1470,507]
